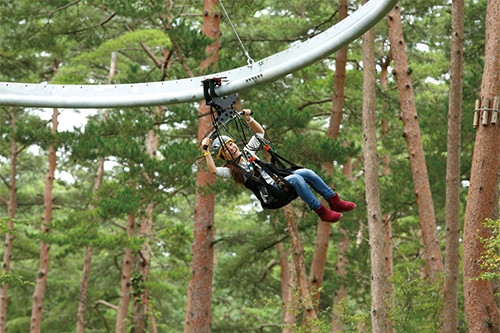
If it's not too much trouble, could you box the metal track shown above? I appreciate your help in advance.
[0,0,397,108]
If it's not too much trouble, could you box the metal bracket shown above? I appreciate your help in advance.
[203,78,237,124]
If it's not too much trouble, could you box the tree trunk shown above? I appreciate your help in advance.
[283,205,318,331]
[76,154,105,333]
[361,16,387,332]
[380,51,395,333]
[271,212,297,330]
[30,108,59,333]
[327,0,348,140]
[331,229,349,332]
[277,241,297,332]
[387,4,444,281]
[0,110,18,333]
[133,112,160,332]
[463,0,500,331]
[323,1,351,330]
[442,0,464,331]
[76,246,94,333]
[77,51,116,333]
[133,203,154,333]
[308,222,330,311]
[184,103,216,332]
[116,213,136,333]
[306,0,349,320]
[383,213,394,332]
[184,1,219,332]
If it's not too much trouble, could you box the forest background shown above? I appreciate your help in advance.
[0,0,498,332]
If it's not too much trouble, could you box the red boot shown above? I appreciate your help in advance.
[314,204,342,223]
[327,193,356,212]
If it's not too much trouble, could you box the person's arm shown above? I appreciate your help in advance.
[201,137,217,174]
[242,109,264,135]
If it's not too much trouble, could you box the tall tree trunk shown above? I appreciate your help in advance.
[387,4,444,281]
[278,241,298,332]
[331,229,349,332]
[76,246,94,333]
[380,42,395,333]
[283,205,318,331]
[308,223,329,310]
[463,0,500,331]
[116,213,136,333]
[361,14,387,332]
[382,212,394,332]
[322,1,351,331]
[0,110,19,333]
[133,203,154,333]
[30,108,59,333]
[271,212,297,330]
[184,101,216,333]
[442,0,464,331]
[133,121,159,332]
[327,0,349,140]
[76,149,104,333]
[77,51,117,333]
[184,2,220,332]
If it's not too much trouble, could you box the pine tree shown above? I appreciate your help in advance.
[387,3,444,282]
[442,0,465,331]
[463,0,500,330]
[184,1,220,332]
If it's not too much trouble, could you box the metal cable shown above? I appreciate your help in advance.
[218,0,254,66]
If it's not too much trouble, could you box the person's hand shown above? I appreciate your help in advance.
[242,109,252,122]
[201,137,212,151]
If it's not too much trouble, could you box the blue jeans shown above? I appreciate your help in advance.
[285,168,335,210]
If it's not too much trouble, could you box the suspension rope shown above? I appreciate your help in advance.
[218,0,254,66]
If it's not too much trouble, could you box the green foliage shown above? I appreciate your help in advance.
[0,272,33,288]
[96,182,142,219]
[53,29,172,84]
[478,219,500,282]
[391,263,444,332]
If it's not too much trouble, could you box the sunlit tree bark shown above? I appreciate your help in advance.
[380,54,395,333]
[387,3,444,281]
[310,0,349,326]
[184,1,219,332]
[283,205,318,331]
[30,107,59,333]
[361,13,387,332]
[442,0,464,331]
[0,109,20,333]
[116,214,136,333]
[463,0,500,331]
[76,50,116,333]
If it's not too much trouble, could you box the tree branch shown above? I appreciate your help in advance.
[298,98,332,111]
[94,299,118,311]
[0,174,10,189]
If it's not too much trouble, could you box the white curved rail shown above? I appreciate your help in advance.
[0,0,396,108]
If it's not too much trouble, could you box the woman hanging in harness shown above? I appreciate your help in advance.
[201,109,356,223]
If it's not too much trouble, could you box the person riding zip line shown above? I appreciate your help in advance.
[201,109,355,223]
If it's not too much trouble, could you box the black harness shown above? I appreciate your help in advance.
[203,78,300,209]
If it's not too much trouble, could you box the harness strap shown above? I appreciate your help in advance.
[249,158,295,193]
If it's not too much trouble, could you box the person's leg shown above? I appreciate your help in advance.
[292,168,335,199]
[292,168,356,212]
[284,172,322,209]
[285,173,341,223]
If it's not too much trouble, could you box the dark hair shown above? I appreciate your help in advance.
[223,163,245,185]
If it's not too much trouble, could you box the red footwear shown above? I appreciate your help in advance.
[314,204,342,223]
[327,193,356,212]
